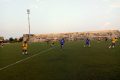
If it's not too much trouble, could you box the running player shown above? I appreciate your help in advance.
[22,41,28,54]
[60,38,65,49]
[109,37,118,48]
[84,38,90,47]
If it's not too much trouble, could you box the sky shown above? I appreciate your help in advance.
[0,0,120,39]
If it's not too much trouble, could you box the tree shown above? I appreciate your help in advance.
[9,37,14,42]
[19,37,23,42]
[14,38,18,42]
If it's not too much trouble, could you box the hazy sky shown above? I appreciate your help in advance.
[0,0,120,39]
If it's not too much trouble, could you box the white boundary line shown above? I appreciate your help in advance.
[0,48,53,71]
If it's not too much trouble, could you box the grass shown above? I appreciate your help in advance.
[0,40,120,80]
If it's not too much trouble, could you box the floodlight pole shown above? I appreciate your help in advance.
[27,9,30,41]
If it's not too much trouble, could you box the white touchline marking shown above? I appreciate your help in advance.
[0,48,53,71]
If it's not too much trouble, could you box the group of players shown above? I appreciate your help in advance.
[0,37,119,55]
[21,38,65,55]
[84,37,118,48]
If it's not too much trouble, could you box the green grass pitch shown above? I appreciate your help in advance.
[0,40,120,80]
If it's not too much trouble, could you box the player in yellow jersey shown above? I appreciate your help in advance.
[22,41,28,54]
[109,37,118,48]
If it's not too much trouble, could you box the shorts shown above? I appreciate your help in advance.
[86,42,90,45]
[23,49,27,52]
[111,43,115,46]
[22,48,27,52]
[61,43,64,45]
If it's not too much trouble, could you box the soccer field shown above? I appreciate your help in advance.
[0,40,120,80]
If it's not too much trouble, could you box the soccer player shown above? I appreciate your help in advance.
[50,41,55,47]
[84,38,90,47]
[109,37,118,48]
[22,41,28,54]
[60,38,65,49]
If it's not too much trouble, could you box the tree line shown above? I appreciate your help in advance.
[4,37,23,43]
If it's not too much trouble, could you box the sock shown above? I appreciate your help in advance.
[109,46,111,48]
[25,52,28,54]
[22,52,24,54]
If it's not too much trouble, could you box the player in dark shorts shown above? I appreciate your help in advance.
[84,38,90,47]
[60,38,65,49]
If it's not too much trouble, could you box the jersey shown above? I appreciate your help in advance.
[60,39,65,45]
[112,38,117,43]
[22,43,28,50]
[86,39,90,44]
